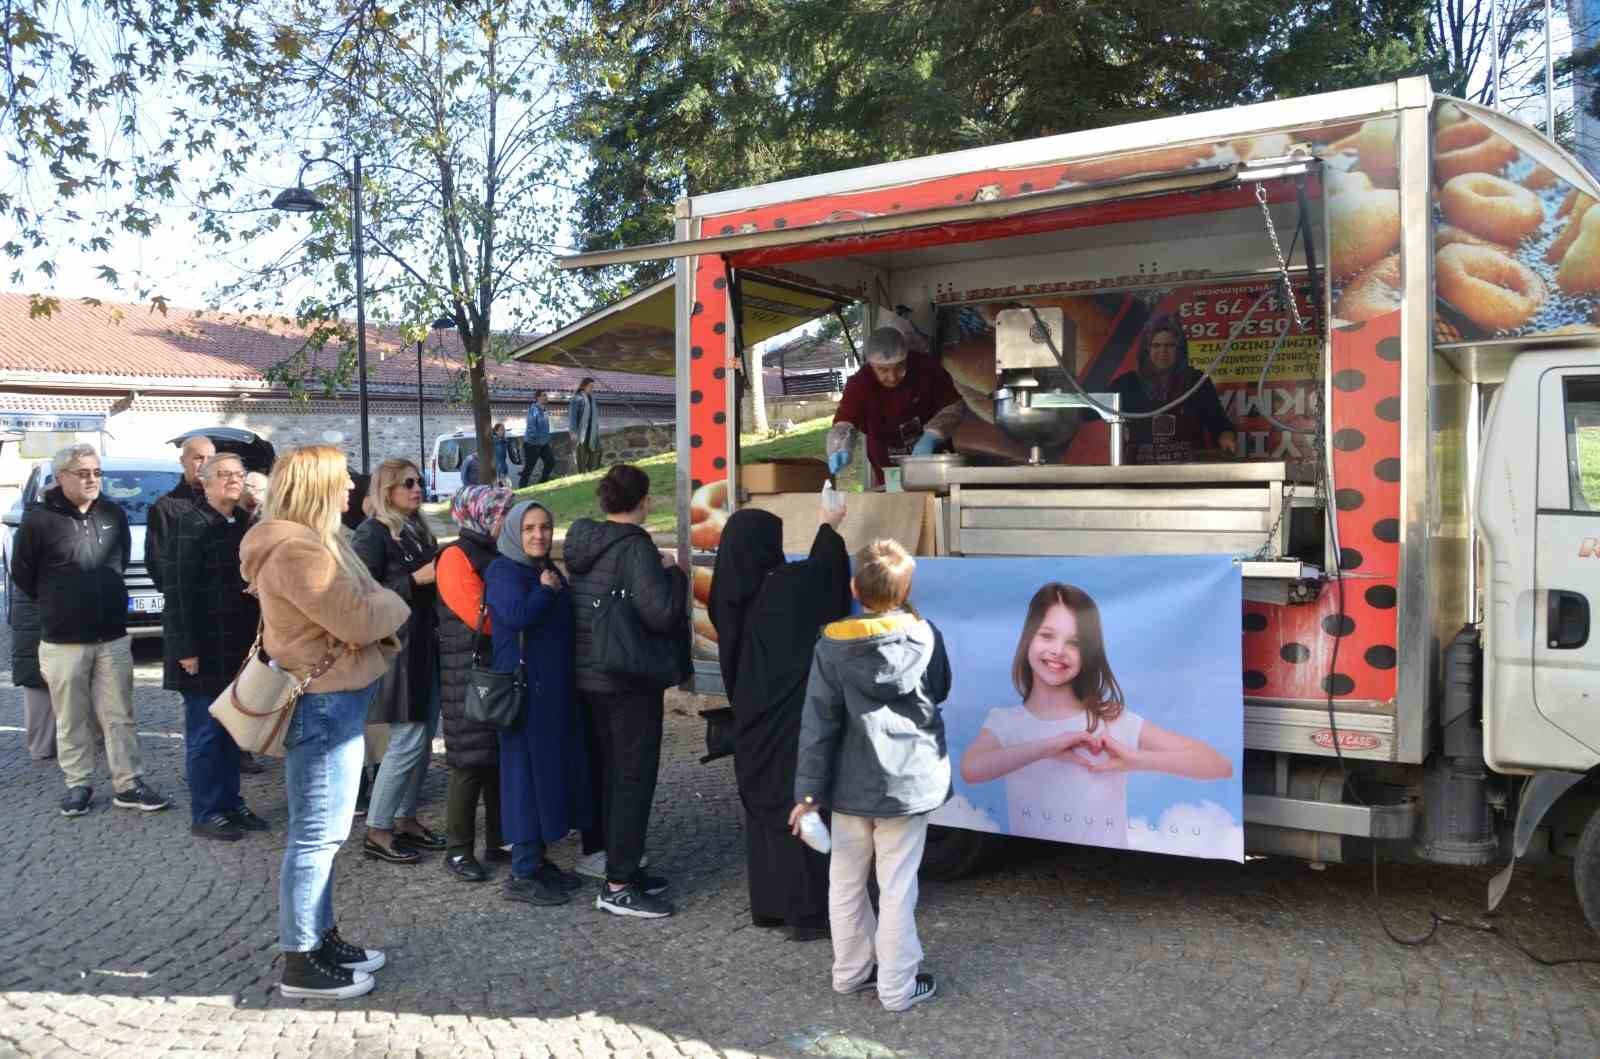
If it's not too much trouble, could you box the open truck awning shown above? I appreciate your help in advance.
[554,165,1247,272]
[510,275,850,376]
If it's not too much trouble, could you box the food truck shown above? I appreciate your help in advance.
[549,77,1600,931]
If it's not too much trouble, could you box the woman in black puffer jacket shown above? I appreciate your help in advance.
[434,485,516,882]
[564,464,688,917]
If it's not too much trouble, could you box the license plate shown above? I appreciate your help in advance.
[128,594,164,615]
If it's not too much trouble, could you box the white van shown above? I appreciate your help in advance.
[428,427,524,501]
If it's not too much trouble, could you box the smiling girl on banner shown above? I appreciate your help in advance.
[959,582,1232,849]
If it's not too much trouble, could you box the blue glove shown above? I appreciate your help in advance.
[827,450,850,476]
[911,432,941,456]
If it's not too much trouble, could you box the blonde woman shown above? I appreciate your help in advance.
[352,458,445,864]
[240,446,409,1000]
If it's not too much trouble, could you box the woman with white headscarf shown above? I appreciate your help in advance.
[484,500,593,907]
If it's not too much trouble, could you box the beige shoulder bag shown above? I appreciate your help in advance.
[208,622,344,757]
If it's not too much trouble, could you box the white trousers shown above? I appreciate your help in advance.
[829,811,930,1011]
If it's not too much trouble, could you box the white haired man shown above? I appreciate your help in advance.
[826,325,964,489]
[146,433,215,594]
[12,444,170,816]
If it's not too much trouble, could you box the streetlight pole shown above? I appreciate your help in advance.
[273,155,372,474]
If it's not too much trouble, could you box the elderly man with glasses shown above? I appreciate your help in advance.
[11,444,170,817]
[164,452,272,841]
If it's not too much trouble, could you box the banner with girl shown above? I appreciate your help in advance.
[919,554,1245,862]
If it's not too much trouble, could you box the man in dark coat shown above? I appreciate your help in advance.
[163,452,269,841]
[10,581,56,760]
[12,443,169,817]
[146,434,213,593]
[564,464,687,918]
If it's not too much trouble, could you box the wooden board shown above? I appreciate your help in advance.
[744,491,935,556]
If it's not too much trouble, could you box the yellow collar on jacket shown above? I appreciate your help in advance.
[823,611,919,641]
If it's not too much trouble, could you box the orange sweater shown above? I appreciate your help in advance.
[437,544,492,633]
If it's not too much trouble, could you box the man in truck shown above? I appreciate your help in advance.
[825,326,965,488]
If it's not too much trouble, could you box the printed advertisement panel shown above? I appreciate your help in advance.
[921,554,1245,862]
[938,279,1319,466]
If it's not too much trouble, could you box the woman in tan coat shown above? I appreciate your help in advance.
[240,446,409,1001]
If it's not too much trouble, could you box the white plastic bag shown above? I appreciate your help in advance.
[820,480,847,519]
[798,811,832,854]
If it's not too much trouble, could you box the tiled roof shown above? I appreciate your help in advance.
[0,294,673,398]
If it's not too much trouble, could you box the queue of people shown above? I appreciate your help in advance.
[12,432,953,1011]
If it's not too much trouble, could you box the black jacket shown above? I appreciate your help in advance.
[146,479,202,593]
[435,528,501,769]
[161,501,260,696]
[564,518,688,694]
[11,487,131,645]
[9,586,44,688]
[353,514,439,724]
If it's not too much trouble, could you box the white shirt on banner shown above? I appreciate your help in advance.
[978,705,1145,848]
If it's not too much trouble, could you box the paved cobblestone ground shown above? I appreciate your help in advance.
[5,621,1600,1057]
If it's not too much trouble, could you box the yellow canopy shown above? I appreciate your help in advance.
[511,275,848,376]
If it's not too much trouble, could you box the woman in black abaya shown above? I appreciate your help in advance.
[709,503,850,941]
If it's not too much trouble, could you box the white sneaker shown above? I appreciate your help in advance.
[573,849,650,880]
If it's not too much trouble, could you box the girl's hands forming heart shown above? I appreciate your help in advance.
[1089,734,1140,773]
[1052,729,1104,768]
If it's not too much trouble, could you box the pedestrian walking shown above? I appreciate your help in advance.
[569,378,602,473]
[434,485,516,882]
[791,539,951,1011]
[519,392,557,486]
[565,463,688,918]
[354,458,446,865]
[708,502,851,941]
[485,500,591,907]
[12,444,170,817]
[163,452,271,841]
[240,444,408,1000]
[491,424,512,486]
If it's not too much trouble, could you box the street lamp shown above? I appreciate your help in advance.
[272,155,372,474]
[421,315,456,475]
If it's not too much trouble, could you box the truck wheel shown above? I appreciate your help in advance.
[1574,808,1600,936]
[919,825,1000,881]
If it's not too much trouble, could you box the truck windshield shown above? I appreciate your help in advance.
[46,469,184,525]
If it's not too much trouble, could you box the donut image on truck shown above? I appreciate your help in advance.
[549,76,1600,931]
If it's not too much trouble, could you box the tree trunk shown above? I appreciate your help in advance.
[467,339,496,484]
[747,350,770,434]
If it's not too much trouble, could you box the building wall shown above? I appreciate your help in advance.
[0,391,675,502]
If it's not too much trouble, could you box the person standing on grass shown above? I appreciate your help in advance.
[12,444,170,817]
[520,391,558,486]
[569,378,602,473]
[163,452,272,842]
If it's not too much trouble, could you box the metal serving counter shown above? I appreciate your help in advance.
[918,460,1324,604]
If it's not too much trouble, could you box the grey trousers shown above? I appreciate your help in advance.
[39,636,141,791]
[24,686,57,760]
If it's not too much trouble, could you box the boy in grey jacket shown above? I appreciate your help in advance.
[790,538,951,1011]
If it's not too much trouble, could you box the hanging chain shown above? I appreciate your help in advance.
[1250,179,1327,562]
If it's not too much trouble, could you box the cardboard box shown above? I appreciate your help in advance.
[741,458,831,495]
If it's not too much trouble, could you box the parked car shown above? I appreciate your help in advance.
[166,426,276,472]
[2,457,183,637]
[429,427,524,501]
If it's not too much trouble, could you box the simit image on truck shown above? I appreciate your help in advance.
[554,77,1600,934]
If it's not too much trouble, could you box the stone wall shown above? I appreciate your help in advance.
[0,390,674,502]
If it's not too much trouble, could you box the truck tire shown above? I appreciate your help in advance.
[1574,808,1600,937]
[919,825,1000,881]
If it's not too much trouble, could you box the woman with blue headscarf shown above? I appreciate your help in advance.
[484,500,593,907]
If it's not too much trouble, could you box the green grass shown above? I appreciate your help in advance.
[422,414,860,538]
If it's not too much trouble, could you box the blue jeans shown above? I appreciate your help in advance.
[366,671,440,830]
[182,691,242,824]
[512,840,546,881]
[279,681,377,952]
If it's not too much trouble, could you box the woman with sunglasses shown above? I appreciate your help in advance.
[353,458,446,864]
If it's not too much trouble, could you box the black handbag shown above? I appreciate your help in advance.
[589,584,689,690]
[464,598,524,729]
